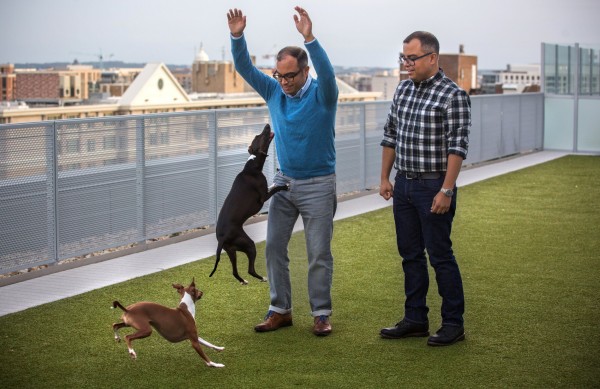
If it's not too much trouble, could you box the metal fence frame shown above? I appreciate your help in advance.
[541,42,600,153]
[0,95,543,274]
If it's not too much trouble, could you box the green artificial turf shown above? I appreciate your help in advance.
[0,155,598,388]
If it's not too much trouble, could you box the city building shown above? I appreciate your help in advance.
[337,70,397,100]
[191,46,249,94]
[479,64,541,94]
[371,70,400,100]
[0,61,379,124]
[1,64,17,102]
[13,65,101,106]
[96,68,143,98]
[171,67,192,93]
[117,62,190,113]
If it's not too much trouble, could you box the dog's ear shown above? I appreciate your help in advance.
[172,283,183,290]
[191,277,195,287]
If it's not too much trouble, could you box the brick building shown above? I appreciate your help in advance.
[1,64,17,102]
[14,66,101,105]
[15,72,63,101]
[191,47,249,94]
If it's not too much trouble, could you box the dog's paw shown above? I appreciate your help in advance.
[114,335,121,343]
[240,279,249,285]
[128,348,137,360]
[207,361,225,368]
[260,277,268,282]
[213,346,225,352]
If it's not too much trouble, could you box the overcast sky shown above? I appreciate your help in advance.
[2,0,599,70]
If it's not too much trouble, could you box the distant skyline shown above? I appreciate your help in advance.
[2,0,599,70]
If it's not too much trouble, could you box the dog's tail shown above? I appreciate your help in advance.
[112,300,128,311]
[209,243,223,278]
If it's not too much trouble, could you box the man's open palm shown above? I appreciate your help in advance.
[227,8,246,37]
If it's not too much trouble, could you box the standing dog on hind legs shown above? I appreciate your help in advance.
[210,124,289,284]
[112,278,225,368]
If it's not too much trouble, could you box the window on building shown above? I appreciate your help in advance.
[149,132,158,145]
[160,131,169,144]
[103,135,116,150]
[65,139,80,154]
[118,135,127,150]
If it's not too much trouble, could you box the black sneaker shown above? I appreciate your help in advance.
[380,319,429,339]
[427,325,465,346]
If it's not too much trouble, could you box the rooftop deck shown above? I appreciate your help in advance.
[0,150,567,317]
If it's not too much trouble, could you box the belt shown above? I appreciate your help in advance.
[398,171,442,180]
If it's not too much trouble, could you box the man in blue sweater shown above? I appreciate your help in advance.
[227,6,338,336]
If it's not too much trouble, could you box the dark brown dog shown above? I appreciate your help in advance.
[112,279,224,367]
[210,124,288,284]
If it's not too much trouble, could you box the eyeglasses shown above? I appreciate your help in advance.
[272,68,303,82]
[399,52,434,67]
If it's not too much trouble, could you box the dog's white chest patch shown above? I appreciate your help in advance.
[248,155,257,161]
[180,292,196,320]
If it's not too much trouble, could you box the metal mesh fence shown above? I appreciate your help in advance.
[0,97,543,274]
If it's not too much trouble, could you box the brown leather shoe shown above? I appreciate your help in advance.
[254,310,293,332]
[313,315,332,336]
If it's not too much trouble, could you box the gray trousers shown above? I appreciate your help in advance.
[265,171,337,317]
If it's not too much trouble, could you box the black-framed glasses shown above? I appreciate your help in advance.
[399,52,434,67]
[272,68,303,82]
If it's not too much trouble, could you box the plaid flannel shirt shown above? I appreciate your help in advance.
[381,69,471,173]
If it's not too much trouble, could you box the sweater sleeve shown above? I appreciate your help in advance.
[231,34,278,101]
[305,39,338,107]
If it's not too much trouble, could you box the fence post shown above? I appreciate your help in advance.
[211,110,218,223]
[360,103,367,190]
[46,121,59,264]
[573,43,580,153]
[136,117,146,245]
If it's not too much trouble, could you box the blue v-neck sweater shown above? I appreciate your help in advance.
[231,35,338,179]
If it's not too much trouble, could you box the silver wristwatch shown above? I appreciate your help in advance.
[440,188,454,197]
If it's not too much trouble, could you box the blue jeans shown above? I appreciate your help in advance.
[393,172,464,327]
[265,171,337,317]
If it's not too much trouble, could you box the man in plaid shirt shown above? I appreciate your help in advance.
[379,31,471,347]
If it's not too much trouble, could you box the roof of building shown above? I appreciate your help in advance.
[119,62,191,107]
[194,47,210,63]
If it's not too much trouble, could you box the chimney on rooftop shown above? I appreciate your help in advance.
[459,44,464,54]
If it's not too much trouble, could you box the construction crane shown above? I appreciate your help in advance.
[262,44,278,65]
[70,50,114,70]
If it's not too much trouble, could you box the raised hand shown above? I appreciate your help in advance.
[293,6,315,42]
[227,8,246,38]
